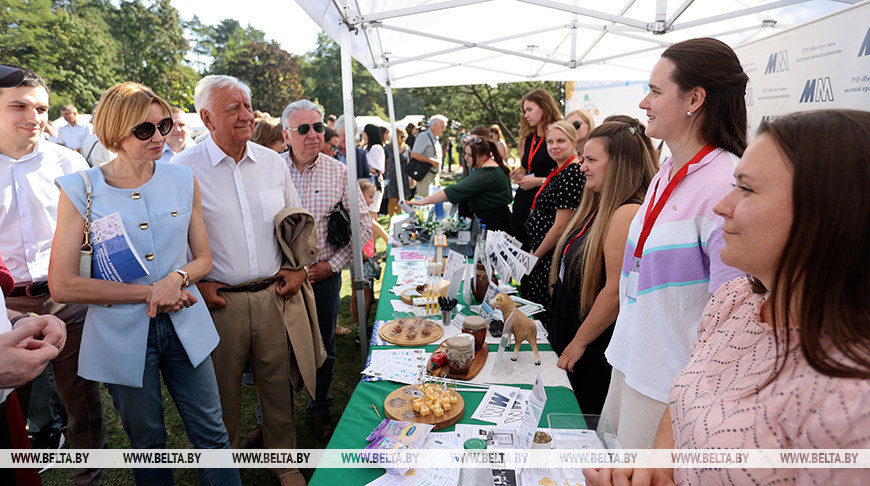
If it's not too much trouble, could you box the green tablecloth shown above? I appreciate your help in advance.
[309,381,581,485]
[309,244,578,485]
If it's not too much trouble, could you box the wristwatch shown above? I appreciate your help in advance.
[174,269,190,289]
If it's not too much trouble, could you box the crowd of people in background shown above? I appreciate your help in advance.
[1,33,869,486]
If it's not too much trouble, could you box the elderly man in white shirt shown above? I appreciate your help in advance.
[56,104,92,152]
[172,75,308,486]
[0,64,107,486]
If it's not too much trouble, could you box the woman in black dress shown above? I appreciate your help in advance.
[521,120,585,325]
[511,89,562,249]
[550,120,657,414]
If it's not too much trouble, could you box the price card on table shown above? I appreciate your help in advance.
[517,374,547,450]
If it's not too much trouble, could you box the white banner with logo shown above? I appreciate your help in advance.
[737,1,870,135]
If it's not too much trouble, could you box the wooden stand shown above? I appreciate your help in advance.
[428,342,488,380]
[384,385,465,430]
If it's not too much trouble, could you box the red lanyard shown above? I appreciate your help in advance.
[633,145,715,259]
[531,155,575,210]
[563,208,598,257]
[524,133,545,170]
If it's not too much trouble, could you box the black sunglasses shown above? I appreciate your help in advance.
[133,117,173,141]
[572,121,584,129]
[288,122,325,135]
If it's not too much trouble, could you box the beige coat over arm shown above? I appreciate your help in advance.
[274,207,327,396]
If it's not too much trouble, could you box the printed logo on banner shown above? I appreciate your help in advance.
[760,115,776,125]
[799,77,835,103]
[859,28,870,57]
[764,50,789,74]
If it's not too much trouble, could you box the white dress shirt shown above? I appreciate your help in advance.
[0,140,89,284]
[172,136,301,286]
[57,123,92,151]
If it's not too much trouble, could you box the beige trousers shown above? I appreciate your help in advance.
[600,368,669,449]
[209,284,297,479]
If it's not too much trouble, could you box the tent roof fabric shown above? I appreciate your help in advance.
[296,0,852,88]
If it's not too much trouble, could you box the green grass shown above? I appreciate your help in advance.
[41,234,387,485]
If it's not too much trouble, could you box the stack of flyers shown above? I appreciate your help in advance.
[361,348,428,384]
[483,230,537,284]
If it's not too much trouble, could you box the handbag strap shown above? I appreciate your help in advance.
[76,170,93,250]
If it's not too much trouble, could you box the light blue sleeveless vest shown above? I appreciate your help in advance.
[56,163,219,387]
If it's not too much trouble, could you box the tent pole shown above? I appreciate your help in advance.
[340,15,369,360]
[385,83,406,203]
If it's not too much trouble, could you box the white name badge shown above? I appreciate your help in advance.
[626,270,639,300]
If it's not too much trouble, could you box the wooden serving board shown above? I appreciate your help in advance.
[379,318,444,346]
[384,385,465,430]
[428,341,488,381]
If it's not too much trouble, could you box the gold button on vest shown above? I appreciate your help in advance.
[131,192,141,200]
[139,222,148,230]
[145,253,155,261]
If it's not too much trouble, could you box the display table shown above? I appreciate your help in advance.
[309,243,580,485]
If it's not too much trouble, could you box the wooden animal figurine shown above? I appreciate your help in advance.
[489,293,541,365]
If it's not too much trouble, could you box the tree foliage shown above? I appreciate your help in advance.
[190,19,302,116]
[299,32,388,119]
[2,1,563,137]
[0,0,116,116]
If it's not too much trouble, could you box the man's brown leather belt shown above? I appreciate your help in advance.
[10,281,50,298]
[219,277,279,293]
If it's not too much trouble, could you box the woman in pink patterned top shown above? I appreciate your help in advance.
[586,110,870,485]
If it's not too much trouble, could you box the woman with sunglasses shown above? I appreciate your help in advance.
[511,88,563,249]
[521,121,585,324]
[407,134,513,234]
[50,82,240,486]
[565,109,595,157]
[550,120,656,415]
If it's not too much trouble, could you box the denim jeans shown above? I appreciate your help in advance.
[307,272,341,417]
[26,363,64,436]
[107,314,241,486]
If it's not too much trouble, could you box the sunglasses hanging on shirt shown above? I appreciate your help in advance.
[288,122,325,135]
[132,117,173,141]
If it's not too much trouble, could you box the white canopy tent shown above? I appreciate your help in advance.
[294,0,857,358]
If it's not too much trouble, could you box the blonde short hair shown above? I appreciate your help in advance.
[94,82,171,152]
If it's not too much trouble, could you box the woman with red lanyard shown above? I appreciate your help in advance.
[549,120,657,414]
[520,120,585,325]
[511,88,562,249]
[599,38,747,449]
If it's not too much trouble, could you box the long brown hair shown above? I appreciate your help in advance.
[661,38,748,157]
[750,109,870,381]
[549,120,656,318]
[519,89,562,161]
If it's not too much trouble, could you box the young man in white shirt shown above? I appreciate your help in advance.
[0,63,106,486]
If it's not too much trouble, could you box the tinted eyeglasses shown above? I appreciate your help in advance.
[288,122,325,135]
[572,121,584,129]
[133,117,173,141]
